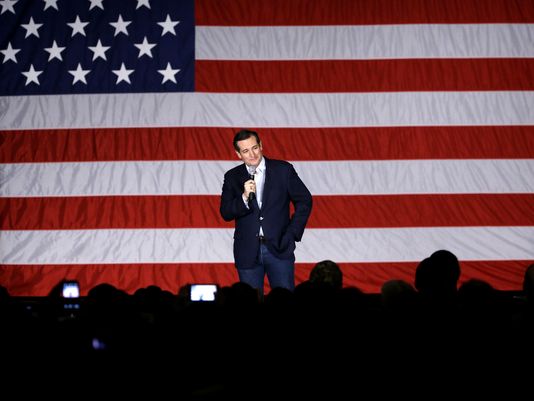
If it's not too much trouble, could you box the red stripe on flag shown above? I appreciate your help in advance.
[0,263,238,296]
[197,0,534,25]
[3,126,533,163]
[3,194,533,230]
[0,260,527,296]
[0,196,232,230]
[197,59,534,93]
[311,194,534,228]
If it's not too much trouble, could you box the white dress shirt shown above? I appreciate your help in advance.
[246,157,266,208]
[247,158,266,236]
[253,158,266,208]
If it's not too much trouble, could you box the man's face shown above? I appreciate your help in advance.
[236,136,263,168]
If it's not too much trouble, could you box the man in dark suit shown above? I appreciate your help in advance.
[220,129,313,296]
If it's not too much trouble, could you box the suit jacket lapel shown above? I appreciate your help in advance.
[239,163,249,183]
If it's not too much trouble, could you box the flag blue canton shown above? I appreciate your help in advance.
[0,0,194,95]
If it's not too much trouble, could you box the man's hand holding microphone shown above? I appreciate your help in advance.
[243,169,256,203]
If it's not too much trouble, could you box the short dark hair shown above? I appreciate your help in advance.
[309,259,343,289]
[233,129,261,152]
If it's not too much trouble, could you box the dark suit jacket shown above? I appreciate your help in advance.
[220,157,313,269]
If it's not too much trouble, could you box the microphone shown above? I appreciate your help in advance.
[248,167,256,202]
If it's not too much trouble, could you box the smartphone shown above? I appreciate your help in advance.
[190,284,217,301]
[62,281,80,298]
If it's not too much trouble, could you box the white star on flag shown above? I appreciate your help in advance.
[0,0,17,15]
[158,62,180,84]
[68,63,91,84]
[44,40,65,61]
[158,14,179,36]
[134,37,156,58]
[43,0,58,11]
[110,15,131,36]
[1,42,20,63]
[112,63,134,84]
[21,17,42,38]
[67,16,89,37]
[88,0,104,10]
[21,64,43,85]
[136,0,151,10]
[88,39,110,61]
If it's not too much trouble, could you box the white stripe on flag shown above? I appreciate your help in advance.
[1,227,533,265]
[196,24,534,60]
[2,91,534,130]
[2,159,533,197]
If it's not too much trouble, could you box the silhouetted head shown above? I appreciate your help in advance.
[415,250,460,300]
[265,286,294,306]
[309,259,343,290]
[381,279,418,312]
[430,249,461,282]
[226,282,260,307]
[87,282,124,305]
[458,279,496,310]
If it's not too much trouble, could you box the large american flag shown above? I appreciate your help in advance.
[1,0,534,296]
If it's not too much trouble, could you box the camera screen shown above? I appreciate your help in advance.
[62,281,80,298]
[190,284,217,301]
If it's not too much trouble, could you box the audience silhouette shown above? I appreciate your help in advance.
[1,256,532,398]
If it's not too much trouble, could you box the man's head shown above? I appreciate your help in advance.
[309,259,343,290]
[233,129,263,168]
